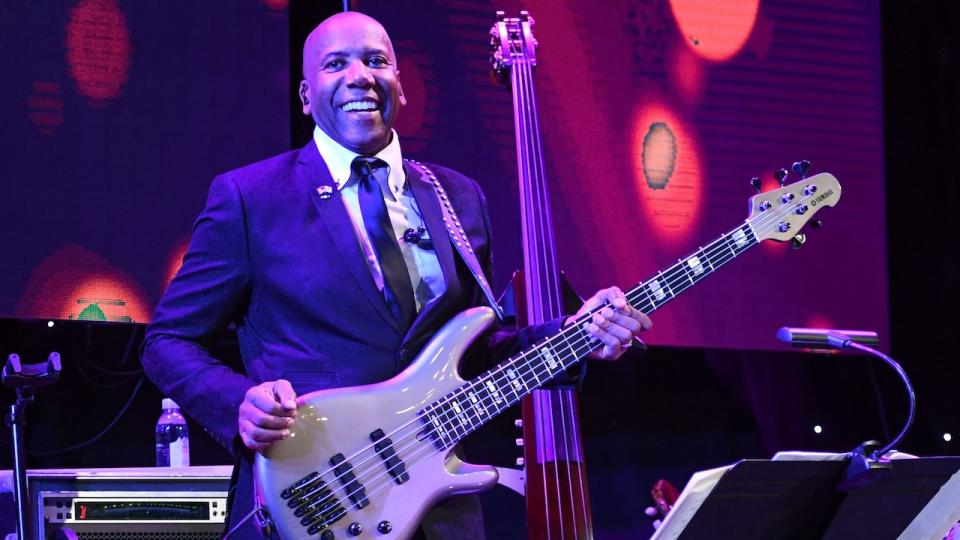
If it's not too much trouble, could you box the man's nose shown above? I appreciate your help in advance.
[345,60,374,86]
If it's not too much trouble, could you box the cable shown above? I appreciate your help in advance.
[27,375,146,456]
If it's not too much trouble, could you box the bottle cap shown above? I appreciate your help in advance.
[162,398,180,410]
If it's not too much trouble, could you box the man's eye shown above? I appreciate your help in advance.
[324,59,346,70]
[367,56,388,67]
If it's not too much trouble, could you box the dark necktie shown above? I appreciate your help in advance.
[353,157,416,329]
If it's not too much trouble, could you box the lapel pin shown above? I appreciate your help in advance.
[316,185,334,199]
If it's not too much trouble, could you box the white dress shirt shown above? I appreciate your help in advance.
[312,126,445,312]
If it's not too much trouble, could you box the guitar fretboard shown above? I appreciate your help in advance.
[419,221,759,448]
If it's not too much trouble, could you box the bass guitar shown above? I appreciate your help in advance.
[253,171,841,539]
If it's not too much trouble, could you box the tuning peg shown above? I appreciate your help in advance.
[791,233,807,249]
[774,168,789,186]
[750,176,761,193]
[811,219,823,229]
[792,160,812,178]
[514,418,523,429]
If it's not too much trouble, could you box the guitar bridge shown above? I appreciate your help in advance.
[281,472,348,535]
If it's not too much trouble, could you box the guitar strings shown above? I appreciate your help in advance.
[514,45,577,540]
[284,182,823,525]
[287,188,811,518]
[298,191,797,514]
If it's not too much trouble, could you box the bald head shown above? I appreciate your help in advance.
[298,11,406,155]
[302,12,398,79]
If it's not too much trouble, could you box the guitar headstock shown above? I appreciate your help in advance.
[489,11,538,86]
[747,172,841,243]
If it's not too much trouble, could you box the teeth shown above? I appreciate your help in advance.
[341,101,378,112]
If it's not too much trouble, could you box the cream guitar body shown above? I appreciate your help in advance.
[255,307,501,540]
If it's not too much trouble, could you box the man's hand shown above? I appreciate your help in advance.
[238,379,298,452]
[565,286,652,361]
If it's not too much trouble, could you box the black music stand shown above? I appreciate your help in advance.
[3,352,61,540]
[654,456,960,539]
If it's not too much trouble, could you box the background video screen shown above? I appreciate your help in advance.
[0,0,887,351]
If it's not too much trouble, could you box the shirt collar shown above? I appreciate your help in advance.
[312,125,406,198]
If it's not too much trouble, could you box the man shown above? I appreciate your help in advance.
[142,11,650,539]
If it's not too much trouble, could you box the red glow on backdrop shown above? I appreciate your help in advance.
[15,245,151,322]
[669,43,705,107]
[668,0,760,62]
[28,81,64,135]
[631,100,703,243]
[745,11,774,60]
[66,0,131,104]
[804,313,835,330]
[394,40,438,154]
[160,236,191,295]
[261,0,288,10]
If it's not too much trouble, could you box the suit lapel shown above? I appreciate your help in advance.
[403,162,461,339]
[295,144,401,333]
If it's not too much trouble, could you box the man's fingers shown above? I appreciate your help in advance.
[247,382,297,417]
[240,425,290,452]
[243,422,290,443]
[239,432,271,452]
[272,379,298,410]
[575,286,624,317]
[597,306,642,333]
[590,314,633,343]
[587,322,625,349]
[241,403,295,430]
[238,379,301,452]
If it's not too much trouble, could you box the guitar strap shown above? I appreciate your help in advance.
[405,159,504,322]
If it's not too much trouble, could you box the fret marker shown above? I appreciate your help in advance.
[686,256,704,276]
[485,380,503,404]
[468,391,485,415]
[430,414,447,441]
[732,229,747,248]
[506,368,525,392]
[539,347,559,370]
[450,400,469,425]
[649,279,666,301]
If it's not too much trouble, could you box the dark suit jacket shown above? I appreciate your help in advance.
[141,142,560,536]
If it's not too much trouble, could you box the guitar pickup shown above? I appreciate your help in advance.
[297,493,337,524]
[292,486,332,517]
[370,428,409,484]
[329,453,369,508]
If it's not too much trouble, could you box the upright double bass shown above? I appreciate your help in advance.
[490,12,595,540]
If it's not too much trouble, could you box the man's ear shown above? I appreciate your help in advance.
[396,74,407,107]
[298,81,311,114]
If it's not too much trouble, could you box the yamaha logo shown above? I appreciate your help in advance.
[810,188,834,207]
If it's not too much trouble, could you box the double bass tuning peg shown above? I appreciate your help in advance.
[791,160,812,178]
[750,176,761,193]
[774,168,789,186]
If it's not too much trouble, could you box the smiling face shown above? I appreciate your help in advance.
[299,12,406,155]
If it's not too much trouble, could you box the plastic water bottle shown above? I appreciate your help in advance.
[155,398,190,467]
